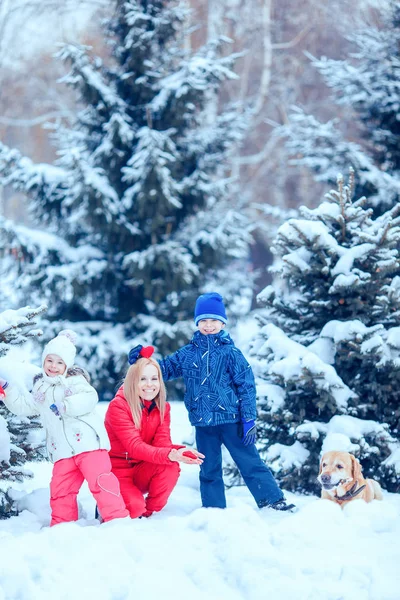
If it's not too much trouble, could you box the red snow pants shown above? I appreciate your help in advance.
[50,449,129,526]
[111,460,180,518]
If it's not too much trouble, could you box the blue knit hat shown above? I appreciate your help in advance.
[194,292,227,326]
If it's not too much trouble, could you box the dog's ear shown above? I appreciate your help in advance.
[318,454,325,475]
[351,454,363,481]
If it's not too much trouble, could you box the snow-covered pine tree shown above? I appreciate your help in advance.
[0,1,252,397]
[280,0,400,216]
[0,305,46,518]
[249,171,400,494]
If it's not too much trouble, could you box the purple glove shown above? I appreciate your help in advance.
[241,419,257,446]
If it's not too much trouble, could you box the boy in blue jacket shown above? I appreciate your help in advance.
[132,292,295,512]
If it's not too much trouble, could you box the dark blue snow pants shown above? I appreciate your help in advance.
[195,423,284,509]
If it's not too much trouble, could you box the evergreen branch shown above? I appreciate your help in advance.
[0,305,47,344]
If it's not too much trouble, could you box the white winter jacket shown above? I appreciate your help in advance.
[2,367,110,463]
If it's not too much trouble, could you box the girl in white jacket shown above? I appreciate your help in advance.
[0,330,129,526]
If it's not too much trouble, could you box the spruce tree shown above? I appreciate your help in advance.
[251,172,400,493]
[0,305,46,518]
[281,0,400,215]
[0,1,251,398]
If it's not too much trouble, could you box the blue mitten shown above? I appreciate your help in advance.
[49,384,67,417]
[49,403,61,417]
[128,345,143,365]
[49,392,66,417]
[241,419,257,446]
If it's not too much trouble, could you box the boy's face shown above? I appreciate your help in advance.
[44,354,67,377]
[197,319,225,335]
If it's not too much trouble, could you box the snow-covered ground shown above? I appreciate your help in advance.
[0,402,399,600]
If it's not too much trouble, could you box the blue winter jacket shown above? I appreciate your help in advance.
[159,330,257,427]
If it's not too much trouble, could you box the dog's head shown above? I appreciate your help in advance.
[317,451,363,490]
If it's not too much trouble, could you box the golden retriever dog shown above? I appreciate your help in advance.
[318,451,383,507]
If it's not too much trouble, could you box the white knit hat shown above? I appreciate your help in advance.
[42,330,77,370]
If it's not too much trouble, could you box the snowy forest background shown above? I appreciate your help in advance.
[0,0,399,517]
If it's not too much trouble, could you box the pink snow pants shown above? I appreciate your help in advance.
[112,460,180,518]
[50,449,129,526]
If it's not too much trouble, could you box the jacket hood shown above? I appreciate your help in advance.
[190,330,234,348]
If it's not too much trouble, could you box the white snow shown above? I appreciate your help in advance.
[382,446,400,475]
[323,414,391,441]
[331,244,375,277]
[256,382,286,412]
[0,402,399,600]
[266,440,310,471]
[319,320,400,367]
[321,432,361,454]
[0,307,44,339]
[0,355,40,391]
[257,323,356,411]
[279,219,340,252]
[296,414,393,455]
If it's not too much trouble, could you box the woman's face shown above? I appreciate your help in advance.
[44,354,66,377]
[139,363,160,400]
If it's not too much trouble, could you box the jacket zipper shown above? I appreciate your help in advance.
[51,386,76,456]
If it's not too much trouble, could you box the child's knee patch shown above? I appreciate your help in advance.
[97,472,121,497]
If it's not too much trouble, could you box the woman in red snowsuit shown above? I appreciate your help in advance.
[104,347,204,518]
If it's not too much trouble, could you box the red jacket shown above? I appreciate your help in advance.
[105,386,180,466]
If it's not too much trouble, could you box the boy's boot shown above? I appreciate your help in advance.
[268,499,297,512]
[258,498,297,513]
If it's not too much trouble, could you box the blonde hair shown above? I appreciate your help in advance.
[123,357,166,429]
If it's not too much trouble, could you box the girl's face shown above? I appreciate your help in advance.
[139,363,160,401]
[44,354,67,377]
